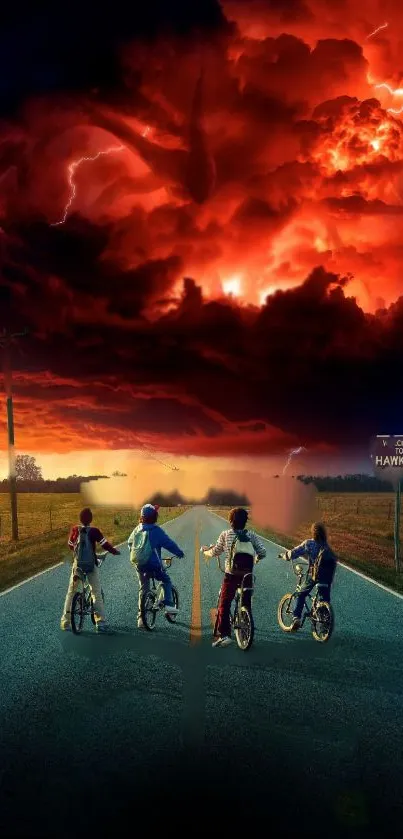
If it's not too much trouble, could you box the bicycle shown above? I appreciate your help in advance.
[71,553,106,635]
[277,553,334,643]
[140,557,179,632]
[211,554,257,651]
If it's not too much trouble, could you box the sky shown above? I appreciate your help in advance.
[1,0,403,479]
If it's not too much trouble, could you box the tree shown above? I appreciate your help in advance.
[112,471,127,477]
[15,454,43,481]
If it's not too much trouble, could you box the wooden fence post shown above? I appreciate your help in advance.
[49,507,53,531]
[388,501,392,521]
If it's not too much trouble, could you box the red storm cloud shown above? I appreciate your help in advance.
[1,0,403,460]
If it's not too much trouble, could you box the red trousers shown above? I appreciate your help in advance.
[215,573,252,638]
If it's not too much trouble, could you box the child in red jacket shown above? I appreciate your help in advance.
[60,507,120,633]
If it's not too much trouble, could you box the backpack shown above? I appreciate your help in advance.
[229,530,255,576]
[311,544,337,585]
[129,528,155,568]
[75,526,95,574]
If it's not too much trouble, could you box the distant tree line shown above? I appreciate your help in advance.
[0,455,394,498]
[0,475,109,493]
[149,488,250,507]
[296,474,394,492]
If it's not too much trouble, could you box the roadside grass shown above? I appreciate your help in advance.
[211,492,403,594]
[0,496,189,593]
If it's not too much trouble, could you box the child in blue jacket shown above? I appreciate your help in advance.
[128,504,184,628]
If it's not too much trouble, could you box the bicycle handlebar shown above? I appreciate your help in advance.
[162,555,183,568]
[278,553,307,576]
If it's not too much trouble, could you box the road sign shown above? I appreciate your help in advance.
[370,435,402,573]
[370,435,403,487]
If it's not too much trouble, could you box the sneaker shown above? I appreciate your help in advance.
[164,605,179,616]
[60,620,70,631]
[96,622,109,633]
[291,618,301,631]
[137,618,145,629]
[212,636,232,647]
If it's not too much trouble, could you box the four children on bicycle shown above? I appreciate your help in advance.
[61,503,335,642]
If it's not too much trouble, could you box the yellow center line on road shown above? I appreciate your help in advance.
[190,519,202,645]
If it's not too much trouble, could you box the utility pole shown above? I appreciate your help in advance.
[395,478,401,574]
[0,328,27,541]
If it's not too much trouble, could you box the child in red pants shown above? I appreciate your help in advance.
[201,507,266,647]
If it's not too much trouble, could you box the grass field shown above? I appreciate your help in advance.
[212,492,403,593]
[0,494,189,593]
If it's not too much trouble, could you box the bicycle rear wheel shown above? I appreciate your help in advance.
[165,586,179,623]
[277,593,295,632]
[141,591,157,630]
[234,605,254,650]
[312,601,334,642]
[71,592,84,634]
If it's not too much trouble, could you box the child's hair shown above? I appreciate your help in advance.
[229,507,248,530]
[311,522,327,543]
[80,508,93,526]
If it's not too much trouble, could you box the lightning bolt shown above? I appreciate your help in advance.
[282,446,307,475]
[50,145,125,226]
[374,83,403,97]
[367,22,388,39]
[49,128,151,226]
[365,27,403,115]
[373,83,403,115]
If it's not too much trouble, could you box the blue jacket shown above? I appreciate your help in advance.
[128,523,184,568]
[287,539,329,576]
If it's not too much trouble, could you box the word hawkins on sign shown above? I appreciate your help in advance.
[370,435,403,487]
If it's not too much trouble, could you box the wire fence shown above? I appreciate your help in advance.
[315,493,400,521]
[0,503,185,543]
[0,506,137,543]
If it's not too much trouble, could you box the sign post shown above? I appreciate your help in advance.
[370,435,403,574]
[395,479,401,574]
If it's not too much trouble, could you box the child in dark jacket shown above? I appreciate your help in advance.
[285,521,335,631]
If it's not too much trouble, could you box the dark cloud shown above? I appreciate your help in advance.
[2,254,403,453]
[0,1,230,117]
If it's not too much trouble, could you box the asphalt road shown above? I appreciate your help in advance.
[1,506,402,838]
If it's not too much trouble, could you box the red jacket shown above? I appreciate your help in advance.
[68,525,119,565]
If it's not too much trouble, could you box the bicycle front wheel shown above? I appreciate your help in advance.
[165,586,179,623]
[312,601,334,643]
[234,605,254,651]
[71,592,84,634]
[277,594,295,632]
[141,591,157,631]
